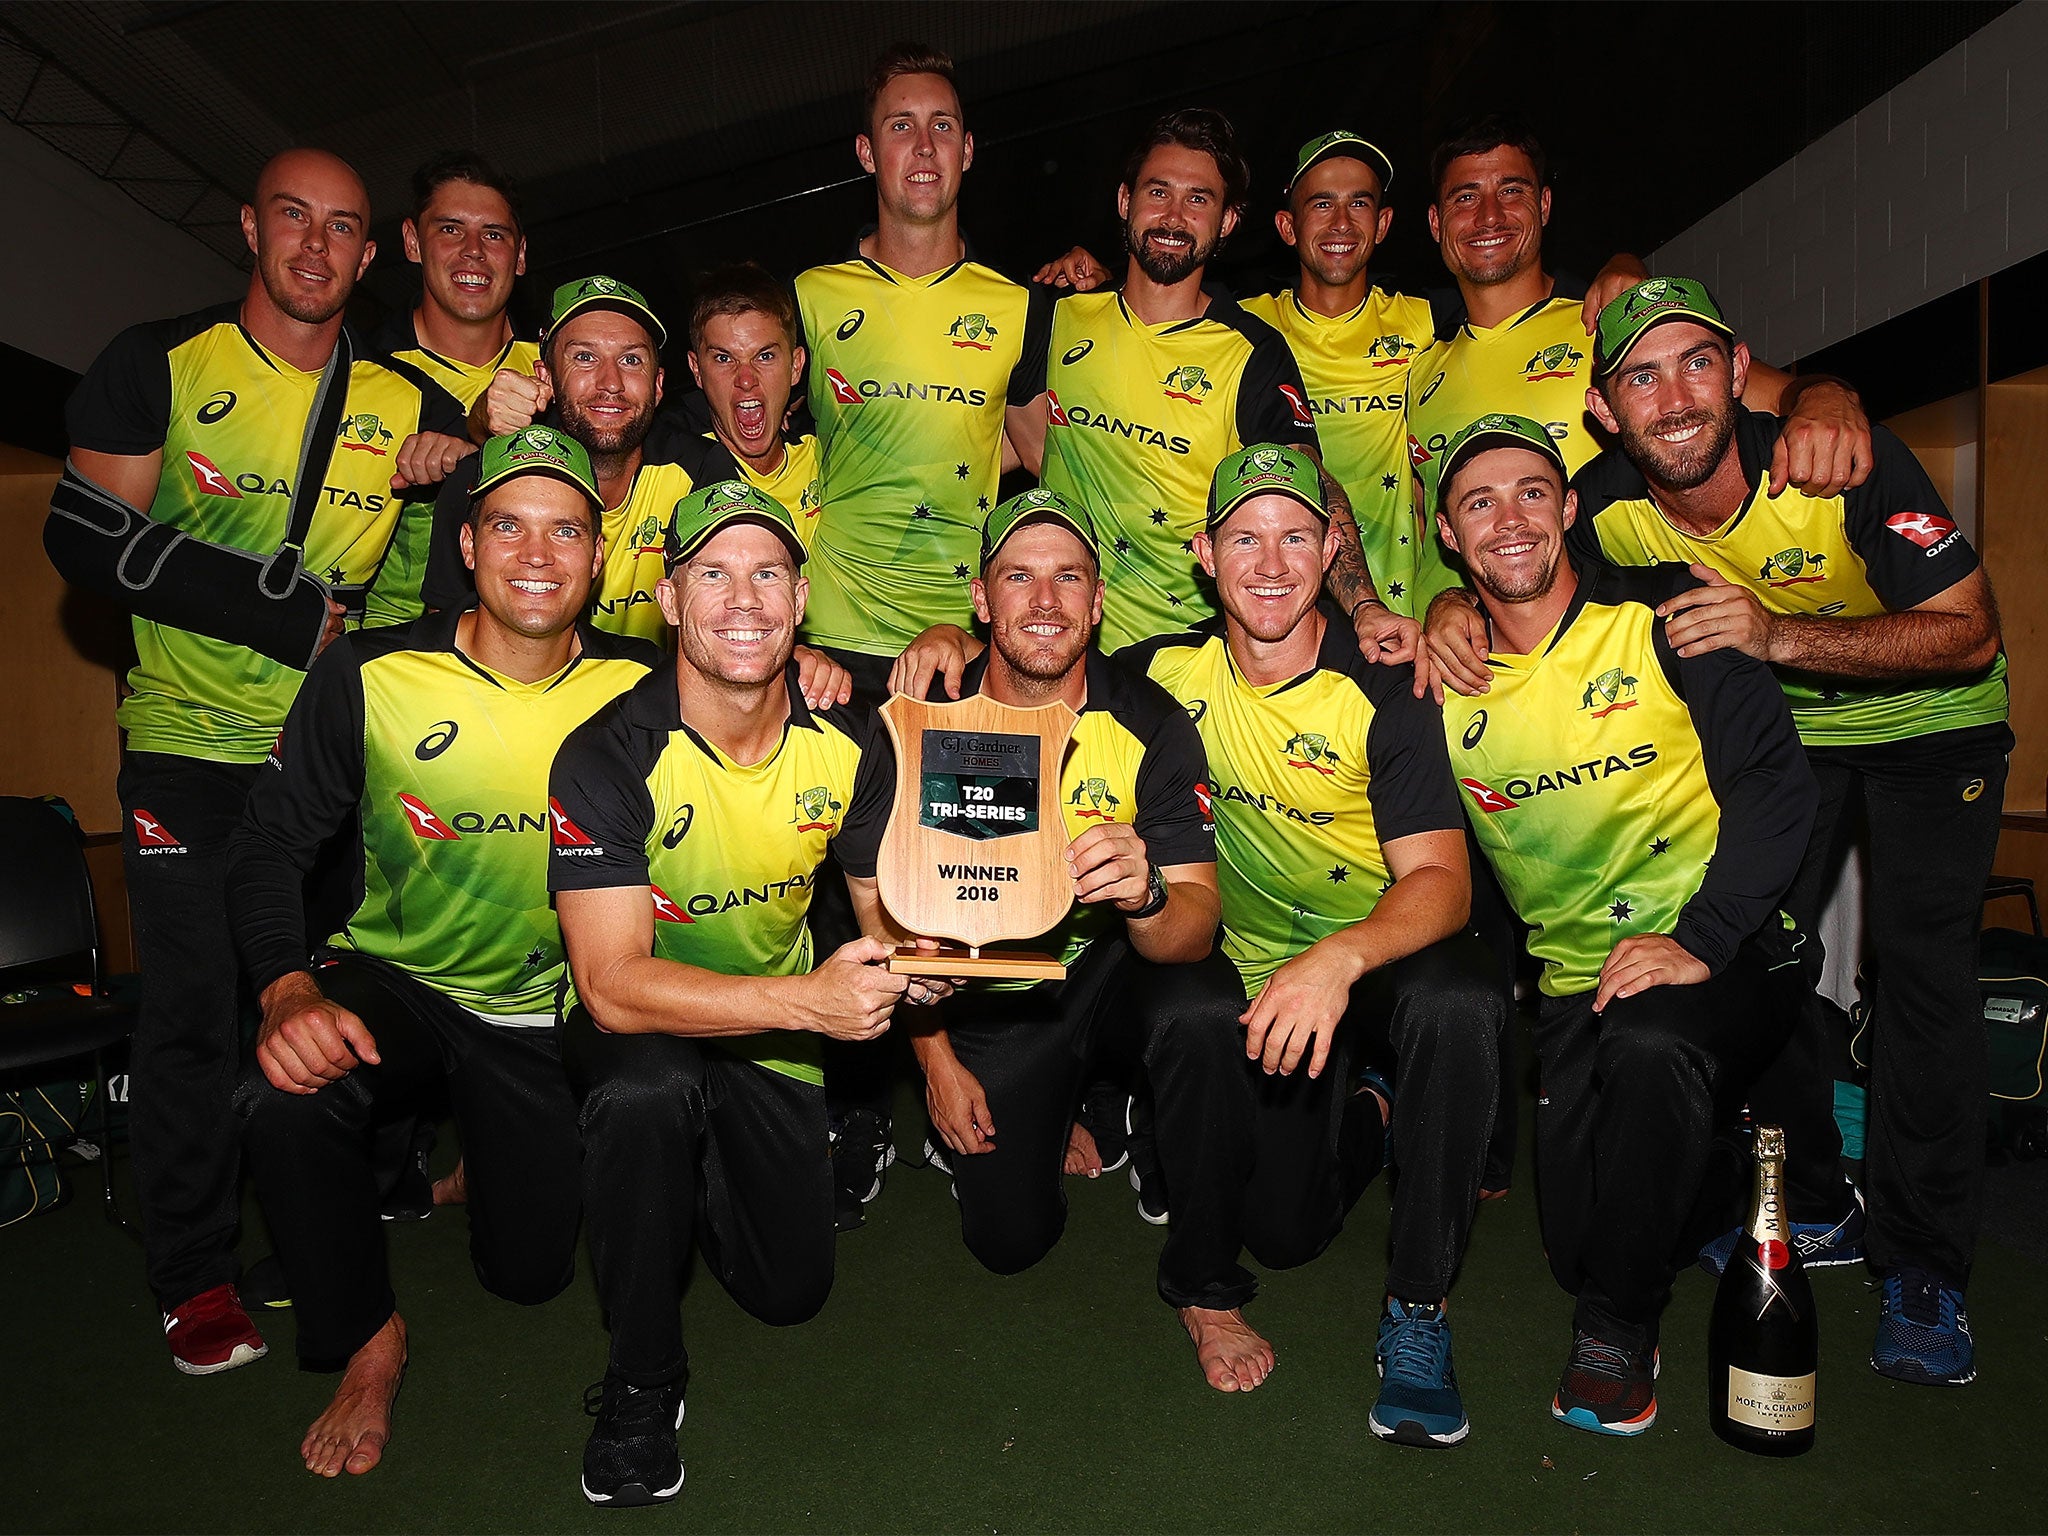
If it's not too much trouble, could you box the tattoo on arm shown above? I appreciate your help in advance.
[1316,468,1382,613]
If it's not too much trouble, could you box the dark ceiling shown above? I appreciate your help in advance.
[0,1,2013,339]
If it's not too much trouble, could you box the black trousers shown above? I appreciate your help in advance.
[119,750,261,1310]
[1534,933,1802,1353]
[1754,723,2010,1282]
[940,938,1258,1310]
[563,1011,834,1388]
[1227,934,1501,1303]
[239,953,582,1369]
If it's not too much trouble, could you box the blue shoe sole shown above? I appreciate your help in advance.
[1369,1410,1469,1447]
[1870,1353,1976,1387]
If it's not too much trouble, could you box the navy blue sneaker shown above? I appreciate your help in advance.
[1699,1183,1866,1277]
[1872,1268,1975,1386]
[1369,1298,1469,1447]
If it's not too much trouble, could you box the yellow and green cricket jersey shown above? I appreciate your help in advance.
[1039,289,1319,652]
[1570,410,2008,747]
[662,427,824,551]
[422,455,696,645]
[1441,560,1817,995]
[235,610,658,1019]
[834,650,1215,991]
[1407,289,1597,610]
[548,663,867,1083]
[64,302,467,763]
[365,311,542,627]
[1126,609,1458,991]
[795,251,1047,654]
[1240,286,1435,615]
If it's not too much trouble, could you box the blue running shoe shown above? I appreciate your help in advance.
[1370,1298,1469,1447]
[1872,1268,1975,1386]
[1699,1182,1866,1277]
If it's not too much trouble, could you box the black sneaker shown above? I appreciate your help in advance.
[1127,1095,1168,1225]
[378,1122,436,1222]
[581,1374,686,1507]
[1075,1082,1131,1173]
[239,1254,292,1310]
[829,1109,895,1232]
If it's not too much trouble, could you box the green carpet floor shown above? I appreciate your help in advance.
[5,1085,2043,1534]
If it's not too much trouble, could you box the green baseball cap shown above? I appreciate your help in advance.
[545,274,667,349]
[1593,276,1733,377]
[1436,413,1568,513]
[1285,129,1394,198]
[470,425,603,508]
[664,479,806,568]
[980,488,1099,568]
[1207,443,1327,530]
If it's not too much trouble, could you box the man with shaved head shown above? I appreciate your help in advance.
[49,146,473,1374]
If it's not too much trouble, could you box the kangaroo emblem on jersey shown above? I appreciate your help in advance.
[1760,547,1827,587]
[1162,365,1213,405]
[338,413,393,456]
[948,313,998,350]
[1524,342,1583,381]
[1366,334,1417,367]
[1283,732,1340,775]
[633,513,663,551]
[792,785,842,833]
[1580,667,1639,718]
[1068,777,1121,821]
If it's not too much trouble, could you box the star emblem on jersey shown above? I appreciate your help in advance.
[338,413,394,456]
[1523,342,1584,381]
[1150,508,1167,524]
[185,450,241,498]
[1608,898,1635,923]
[792,785,842,833]
[1759,547,1827,587]
[947,313,998,350]
[1459,777,1519,814]
[953,563,970,579]
[1579,666,1639,718]
[1162,365,1213,405]
[1650,836,1671,856]
[1380,473,1397,492]
[1365,334,1417,367]
[522,945,547,971]
[955,463,971,479]
[398,793,460,841]
[978,496,990,512]
[913,504,933,520]
[1885,510,1960,552]
[1282,732,1340,775]
[1068,777,1122,821]
[1387,581,1405,598]
[1327,865,1349,883]
[649,883,693,923]
[1114,537,1131,555]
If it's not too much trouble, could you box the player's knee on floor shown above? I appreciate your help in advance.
[735,1258,834,1327]
[961,1200,1065,1276]
[1242,1200,1342,1272]
[473,1248,576,1308]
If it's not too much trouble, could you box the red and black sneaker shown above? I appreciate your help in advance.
[163,1283,268,1376]
[1550,1330,1657,1436]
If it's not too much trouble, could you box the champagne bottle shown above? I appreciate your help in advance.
[1707,1124,1817,1455]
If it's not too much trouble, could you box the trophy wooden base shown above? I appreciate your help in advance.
[888,944,1067,982]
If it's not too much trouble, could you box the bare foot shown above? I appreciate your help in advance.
[1064,1122,1103,1177]
[432,1158,467,1206]
[1180,1306,1274,1393]
[302,1312,407,1477]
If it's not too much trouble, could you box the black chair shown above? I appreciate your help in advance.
[1985,874,2042,937]
[0,796,137,1232]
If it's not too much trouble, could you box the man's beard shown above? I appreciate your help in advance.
[1617,398,1739,492]
[1472,536,1563,605]
[557,394,655,460]
[261,260,349,326]
[1126,221,1214,287]
[991,615,1089,688]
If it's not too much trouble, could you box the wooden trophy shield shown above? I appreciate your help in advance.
[876,694,1080,981]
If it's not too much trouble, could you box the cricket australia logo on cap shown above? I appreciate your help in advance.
[1249,448,1282,474]
[948,313,998,350]
[1013,488,1059,511]
[714,482,751,503]
[1628,278,1671,310]
[583,276,619,296]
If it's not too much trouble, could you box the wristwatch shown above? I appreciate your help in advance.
[1126,861,1169,921]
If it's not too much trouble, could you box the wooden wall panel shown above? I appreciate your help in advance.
[1980,368,2048,815]
[0,453,129,832]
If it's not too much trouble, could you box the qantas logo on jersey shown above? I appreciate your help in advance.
[1579,667,1640,718]
[1459,778,1519,813]
[1194,781,1212,819]
[1067,778,1122,821]
[667,869,817,920]
[1524,342,1584,381]
[1408,433,1431,467]
[824,367,987,409]
[649,883,694,923]
[1365,334,1418,367]
[1048,396,1191,455]
[948,313,999,350]
[1278,383,1313,431]
[1758,547,1828,587]
[397,793,461,840]
[1162,365,1213,405]
[1885,511,1962,556]
[131,809,187,853]
[1209,777,1336,826]
[1311,391,1405,418]
[186,451,241,498]
[549,798,601,853]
